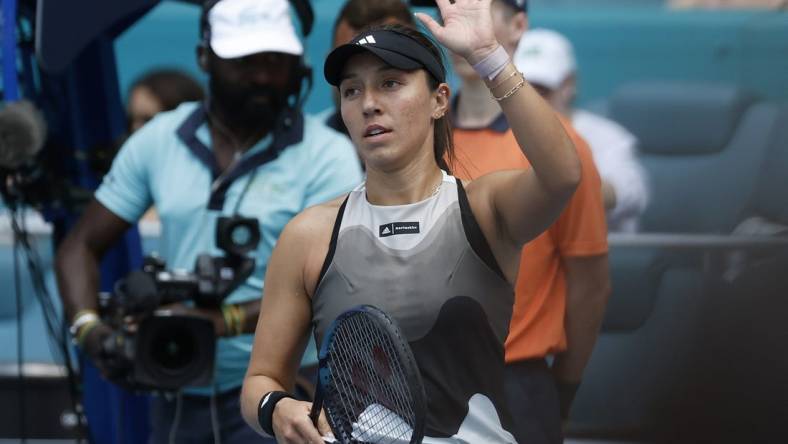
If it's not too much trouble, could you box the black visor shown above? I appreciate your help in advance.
[324,29,446,87]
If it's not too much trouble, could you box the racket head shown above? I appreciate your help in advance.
[315,305,426,444]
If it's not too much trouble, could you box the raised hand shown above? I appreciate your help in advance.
[414,0,499,64]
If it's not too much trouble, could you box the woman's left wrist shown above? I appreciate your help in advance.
[466,42,503,66]
[471,45,511,83]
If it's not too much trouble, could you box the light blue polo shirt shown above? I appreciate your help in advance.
[95,101,362,394]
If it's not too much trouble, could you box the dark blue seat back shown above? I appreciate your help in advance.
[608,82,777,233]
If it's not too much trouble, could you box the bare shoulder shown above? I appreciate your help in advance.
[281,195,347,296]
[282,196,345,243]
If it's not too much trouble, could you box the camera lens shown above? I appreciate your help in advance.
[134,315,216,389]
[216,216,260,256]
[230,224,252,247]
[150,325,197,372]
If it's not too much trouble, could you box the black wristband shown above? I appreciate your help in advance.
[258,391,295,437]
[555,380,580,420]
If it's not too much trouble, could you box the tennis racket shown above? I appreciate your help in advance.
[309,305,426,444]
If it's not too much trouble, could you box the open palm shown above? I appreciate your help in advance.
[415,0,499,64]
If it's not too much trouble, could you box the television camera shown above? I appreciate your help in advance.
[97,216,260,391]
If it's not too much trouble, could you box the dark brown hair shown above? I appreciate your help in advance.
[333,0,415,41]
[129,69,205,111]
[367,23,455,172]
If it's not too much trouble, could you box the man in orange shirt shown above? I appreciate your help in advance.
[450,1,611,443]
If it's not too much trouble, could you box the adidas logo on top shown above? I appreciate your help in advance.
[357,35,376,45]
[379,221,420,238]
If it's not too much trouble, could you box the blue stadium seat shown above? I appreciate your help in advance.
[572,84,788,439]
[746,106,788,225]
[608,81,778,233]
[600,81,772,332]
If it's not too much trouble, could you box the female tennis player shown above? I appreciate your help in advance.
[241,0,581,442]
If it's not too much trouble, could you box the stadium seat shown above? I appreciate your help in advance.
[608,81,778,233]
[600,81,767,333]
[573,86,788,440]
[746,105,788,225]
[653,117,788,441]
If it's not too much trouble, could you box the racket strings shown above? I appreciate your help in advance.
[324,313,418,443]
[347,316,414,441]
[328,328,368,439]
[332,317,407,441]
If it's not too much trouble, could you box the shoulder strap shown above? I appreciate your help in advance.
[317,195,350,285]
[455,180,506,281]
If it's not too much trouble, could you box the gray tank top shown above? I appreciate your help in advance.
[312,171,518,443]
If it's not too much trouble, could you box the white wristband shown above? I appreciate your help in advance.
[472,45,510,81]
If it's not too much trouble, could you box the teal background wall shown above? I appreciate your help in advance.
[114,1,788,115]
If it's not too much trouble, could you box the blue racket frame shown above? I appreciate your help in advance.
[310,304,426,444]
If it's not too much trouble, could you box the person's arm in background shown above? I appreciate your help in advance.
[601,181,617,210]
[552,254,610,419]
[55,201,132,372]
[577,112,648,232]
[55,126,155,376]
[602,136,648,232]
[548,124,611,420]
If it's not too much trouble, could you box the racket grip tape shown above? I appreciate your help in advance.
[308,388,323,426]
[258,391,295,437]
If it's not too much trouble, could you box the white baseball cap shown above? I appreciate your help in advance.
[207,0,303,59]
[513,28,576,90]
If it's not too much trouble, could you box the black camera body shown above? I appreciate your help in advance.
[98,216,260,391]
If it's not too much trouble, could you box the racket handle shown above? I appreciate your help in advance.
[308,403,320,425]
[309,384,323,426]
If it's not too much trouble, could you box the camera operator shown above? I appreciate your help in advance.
[54,0,363,443]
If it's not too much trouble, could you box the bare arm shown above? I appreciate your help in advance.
[488,62,581,241]
[55,198,132,321]
[552,254,611,415]
[418,0,581,247]
[240,209,330,443]
[602,181,617,210]
[54,199,133,369]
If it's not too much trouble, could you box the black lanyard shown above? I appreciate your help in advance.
[176,103,304,210]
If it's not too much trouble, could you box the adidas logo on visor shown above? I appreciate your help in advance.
[357,35,376,45]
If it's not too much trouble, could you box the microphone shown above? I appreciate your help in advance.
[0,100,48,169]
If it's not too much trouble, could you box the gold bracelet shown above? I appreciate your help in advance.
[76,319,101,349]
[229,305,239,336]
[221,305,234,337]
[71,309,97,324]
[490,69,518,90]
[493,77,526,102]
[235,304,246,335]
[222,304,245,336]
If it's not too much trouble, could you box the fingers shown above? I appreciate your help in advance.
[317,410,333,437]
[273,399,328,444]
[414,12,443,38]
[283,416,326,444]
[434,0,453,11]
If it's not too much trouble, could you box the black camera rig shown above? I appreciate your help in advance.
[97,216,260,391]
